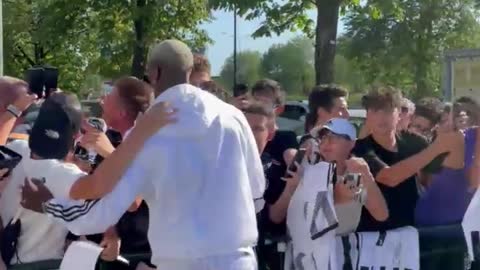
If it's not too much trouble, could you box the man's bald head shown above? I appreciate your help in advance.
[0,76,29,110]
[148,40,194,73]
[146,40,195,96]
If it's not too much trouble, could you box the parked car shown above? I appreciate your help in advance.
[277,100,366,136]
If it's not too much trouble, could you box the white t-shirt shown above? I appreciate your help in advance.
[463,188,480,262]
[286,162,337,270]
[0,140,86,264]
[42,85,265,263]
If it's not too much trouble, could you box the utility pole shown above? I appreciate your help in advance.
[233,6,237,89]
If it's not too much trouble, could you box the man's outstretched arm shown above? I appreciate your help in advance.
[69,102,176,200]
[22,155,148,235]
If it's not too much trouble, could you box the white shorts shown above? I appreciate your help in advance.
[154,247,257,270]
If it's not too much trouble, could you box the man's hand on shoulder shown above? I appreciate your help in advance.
[20,177,53,213]
[132,102,177,140]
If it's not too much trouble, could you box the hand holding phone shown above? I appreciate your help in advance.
[287,148,306,173]
[343,173,362,188]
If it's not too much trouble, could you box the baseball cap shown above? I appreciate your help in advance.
[29,93,83,160]
[315,118,357,141]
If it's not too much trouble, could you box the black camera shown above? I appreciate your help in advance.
[26,66,59,99]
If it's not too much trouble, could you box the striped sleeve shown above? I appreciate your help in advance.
[43,154,149,235]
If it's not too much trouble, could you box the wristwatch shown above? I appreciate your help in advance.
[6,104,21,118]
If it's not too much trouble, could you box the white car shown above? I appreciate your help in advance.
[277,100,366,135]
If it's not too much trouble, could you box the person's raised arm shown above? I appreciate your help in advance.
[0,93,36,145]
[376,131,462,187]
[69,102,176,200]
[269,164,301,224]
[346,158,388,222]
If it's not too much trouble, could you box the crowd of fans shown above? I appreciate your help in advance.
[0,39,478,270]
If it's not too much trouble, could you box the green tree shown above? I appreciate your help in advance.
[210,0,398,85]
[219,51,263,90]
[83,0,211,78]
[342,0,480,99]
[261,36,315,94]
[4,0,100,92]
[4,0,211,93]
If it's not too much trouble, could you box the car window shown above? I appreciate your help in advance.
[280,104,307,120]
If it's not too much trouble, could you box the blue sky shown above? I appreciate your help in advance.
[202,10,345,76]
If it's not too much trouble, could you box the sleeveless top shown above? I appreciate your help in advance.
[415,128,476,226]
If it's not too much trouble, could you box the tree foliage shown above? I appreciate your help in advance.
[4,0,211,96]
[209,0,398,85]
[218,51,263,89]
[342,0,480,99]
[219,36,367,105]
[261,37,315,94]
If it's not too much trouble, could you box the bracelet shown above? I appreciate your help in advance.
[6,104,21,118]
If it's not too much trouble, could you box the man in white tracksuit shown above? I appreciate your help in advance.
[21,40,265,270]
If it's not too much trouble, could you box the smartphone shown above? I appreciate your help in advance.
[26,67,45,98]
[43,67,59,97]
[0,146,23,177]
[287,148,306,173]
[343,173,361,188]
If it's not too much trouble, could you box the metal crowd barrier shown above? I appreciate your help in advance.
[9,225,480,270]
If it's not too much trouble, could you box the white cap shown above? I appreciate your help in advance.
[317,118,357,141]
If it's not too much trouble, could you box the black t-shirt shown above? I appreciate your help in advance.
[258,130,299,238]
[353,131,444,232]
[263,130,299,205]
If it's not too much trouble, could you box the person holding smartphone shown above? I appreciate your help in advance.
[68,77,155,269]
[0,76,37,145]
[313,118,388,235]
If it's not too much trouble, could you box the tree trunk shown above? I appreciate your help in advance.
[131,0,148,79]
[314,0,341,85]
